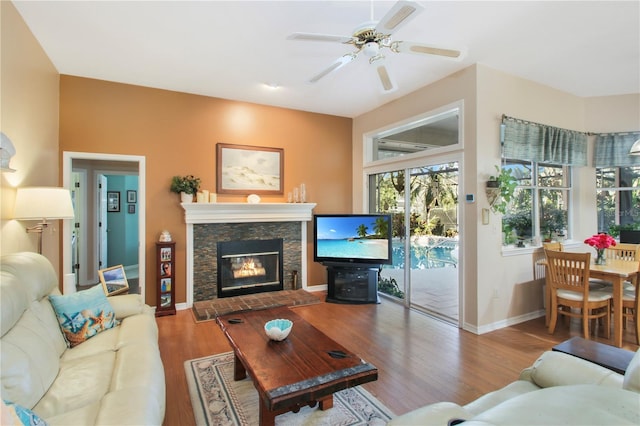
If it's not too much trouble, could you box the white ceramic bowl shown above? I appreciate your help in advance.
[264,319,293,341]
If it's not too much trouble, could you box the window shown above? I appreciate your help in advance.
[596,166,640,236]
[370,108,460,161]
[502,160,570,247]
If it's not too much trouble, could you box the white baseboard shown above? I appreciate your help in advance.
[304,284,327,292]
[463,310,545,335]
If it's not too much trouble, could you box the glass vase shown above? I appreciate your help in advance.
[594,249,606,265]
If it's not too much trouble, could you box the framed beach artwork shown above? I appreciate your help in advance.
[216,143,284,195]
[98,264,129,296]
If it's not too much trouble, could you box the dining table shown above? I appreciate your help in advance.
[544,257,638,348]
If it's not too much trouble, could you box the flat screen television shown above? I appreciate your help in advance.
[313,214,393,265]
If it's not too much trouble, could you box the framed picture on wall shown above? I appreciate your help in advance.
[107,191,120,212]
[216,143,284,195]
[128,204,136,214]
[127,190,137,203]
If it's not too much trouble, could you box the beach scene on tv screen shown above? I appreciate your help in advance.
[316,216,389,260]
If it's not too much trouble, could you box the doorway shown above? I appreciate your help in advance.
[365,102,463,325]
[369,162,460,323]
[63,152,146,299]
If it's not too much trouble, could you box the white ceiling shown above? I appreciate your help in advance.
[12,0,640,118]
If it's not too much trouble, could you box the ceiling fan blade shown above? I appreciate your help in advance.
[393,41,462,58]
[375,1,424,34]
[309,54,357,83]
[287,32,353,43]
[375,64,395,92]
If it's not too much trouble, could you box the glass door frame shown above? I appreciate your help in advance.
[361,102,465,326]
[365,154,463,323]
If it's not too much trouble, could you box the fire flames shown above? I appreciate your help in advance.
[232,257,266,279]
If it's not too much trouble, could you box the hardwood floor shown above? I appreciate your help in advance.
[157,294,639,425]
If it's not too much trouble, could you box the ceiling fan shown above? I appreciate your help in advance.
[287,0,461,92]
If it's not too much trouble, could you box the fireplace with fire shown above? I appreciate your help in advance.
[217,238,284,298]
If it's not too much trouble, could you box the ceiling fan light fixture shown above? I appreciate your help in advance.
[363,41,380,57]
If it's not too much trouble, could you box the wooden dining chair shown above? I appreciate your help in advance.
[543,241,563,252]
[618,254,640,345]
[605,243,640,288]
[545,249,613,339]
[534,242,564,280]
[605,243,640,263]
[622,284,639,345]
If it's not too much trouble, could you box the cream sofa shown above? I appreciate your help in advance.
[389,347,640,425]
[0,252,165,425]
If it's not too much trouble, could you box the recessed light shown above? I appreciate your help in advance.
[264,82,280,90]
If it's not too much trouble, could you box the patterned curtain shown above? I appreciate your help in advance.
[594,132,640,167]
[501,116,588,166]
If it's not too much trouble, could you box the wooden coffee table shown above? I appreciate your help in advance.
[216,306,378,425]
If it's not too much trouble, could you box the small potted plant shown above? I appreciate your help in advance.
[170,175,201,203]
[486,165,517,215]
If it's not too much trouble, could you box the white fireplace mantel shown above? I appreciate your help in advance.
[181,202,316,224]
[182,202,316,308]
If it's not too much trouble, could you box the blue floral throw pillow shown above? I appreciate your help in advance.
[2,399,48,426]
[49,284,117,348]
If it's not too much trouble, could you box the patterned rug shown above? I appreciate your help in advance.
[191,290,322,322]
[184,352,394,425]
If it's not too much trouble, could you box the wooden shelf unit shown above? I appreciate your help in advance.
[155,241,176,316]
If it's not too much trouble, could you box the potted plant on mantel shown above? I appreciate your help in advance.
[170,175,201,203]
[486,165,517,215]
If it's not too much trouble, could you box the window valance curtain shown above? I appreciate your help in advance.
[594,132,640,168]
[501,115,588,166]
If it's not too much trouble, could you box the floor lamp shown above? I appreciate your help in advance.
[14,187,75,254]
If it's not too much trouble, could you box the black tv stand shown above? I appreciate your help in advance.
[325,263,380,304]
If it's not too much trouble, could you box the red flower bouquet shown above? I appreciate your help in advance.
[584,233,616,264]
[584,233,616,250]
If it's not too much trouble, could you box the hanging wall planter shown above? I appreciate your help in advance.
[486,165,517,215]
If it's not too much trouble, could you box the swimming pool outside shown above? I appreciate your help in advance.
[388,236,458,270]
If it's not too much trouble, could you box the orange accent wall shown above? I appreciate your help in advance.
[59,76,352,305]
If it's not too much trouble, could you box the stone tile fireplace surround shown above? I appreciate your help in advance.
[182,203,316,307]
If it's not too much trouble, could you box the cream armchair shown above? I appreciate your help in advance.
[389,347,640,425]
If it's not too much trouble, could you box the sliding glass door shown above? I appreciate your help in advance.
[370,162,459,323]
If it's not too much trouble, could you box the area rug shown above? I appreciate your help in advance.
[184,352,394,425]
[191,290,322,323]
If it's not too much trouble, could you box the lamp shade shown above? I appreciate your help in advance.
[630,139,640,155]
[14,187,74,220]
